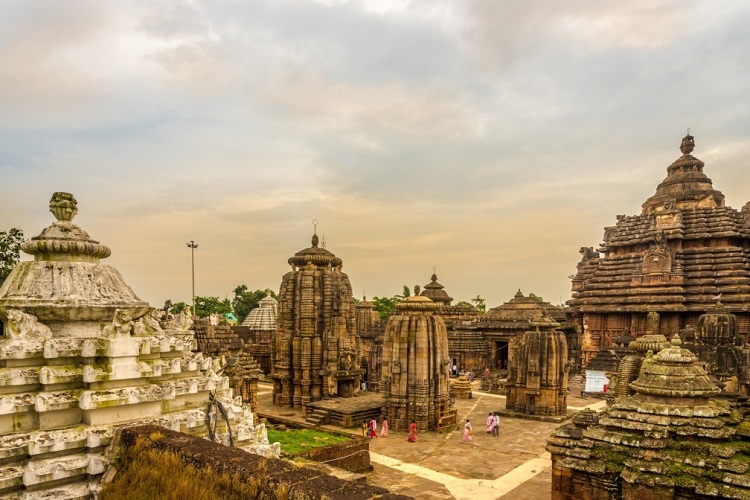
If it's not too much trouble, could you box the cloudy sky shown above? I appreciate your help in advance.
[2,0,749,309]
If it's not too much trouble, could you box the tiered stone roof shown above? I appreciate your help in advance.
[420,273,453,306]
[547,335,750,498]
[570,135,750,314]
[479,290,561,332]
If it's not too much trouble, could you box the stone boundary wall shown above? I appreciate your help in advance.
[107,425,409,499]
[260,413,373,472]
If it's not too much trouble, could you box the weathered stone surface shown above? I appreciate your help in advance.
[506,307,569,416]
[569,135,750,376]
[381,295,456,432]
[0,192,276,498]
[272,230,363,407]
[548,332,750,499]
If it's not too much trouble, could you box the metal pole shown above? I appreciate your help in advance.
[187,240,198,314]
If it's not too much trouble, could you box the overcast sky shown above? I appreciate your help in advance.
[2,1,749,309]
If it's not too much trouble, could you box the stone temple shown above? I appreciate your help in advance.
[272,229,363,407]
[380,294,456,432]
[569,134,750,368]
[506,309,569,417]
[0,193,275,498]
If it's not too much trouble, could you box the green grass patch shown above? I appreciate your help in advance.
[267,427,350,456]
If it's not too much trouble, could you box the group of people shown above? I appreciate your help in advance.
[362,418,389,439]
[486,412,500,436]
[361,418,419,442]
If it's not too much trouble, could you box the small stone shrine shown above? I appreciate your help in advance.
[570,133,750,368]
[381,294,456,432]
[0,193,275,498]
[238,291,278,374]
[451,290,576,373]
[690,301,750,394]
[272,226,363,407]
[546,333,750,499]
[505,308,569,417]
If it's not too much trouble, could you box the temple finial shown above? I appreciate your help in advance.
[49,192,78,223]
[680,130,695,156]
[311,219,319,247]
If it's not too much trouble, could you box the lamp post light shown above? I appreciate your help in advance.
[187,240,198,315]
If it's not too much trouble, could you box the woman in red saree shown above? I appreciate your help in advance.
[407,420,417,442]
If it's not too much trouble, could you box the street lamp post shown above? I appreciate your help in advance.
[187,240,198,315]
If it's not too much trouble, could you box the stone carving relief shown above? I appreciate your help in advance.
[579,247,599,262]
[102,309,134,337]
[133,308,163,336]
[161,308,193,331]
[642,245,672,275]
[4,309,52,338]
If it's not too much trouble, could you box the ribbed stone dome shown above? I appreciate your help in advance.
[629,334,720,399]
[287,233,343,269]
[0,192,149,324]
[241,292,278,330]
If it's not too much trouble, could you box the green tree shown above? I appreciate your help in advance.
[0,228,24,286]
[528,292,544,302]
[170,302,189,315]
[471,295,486,314]
[231,286,278,323]
[371,295,400,320]
[402,285,411,298]
[194,296,232,318]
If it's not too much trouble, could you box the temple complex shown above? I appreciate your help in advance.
[271,228,363,407]
[0,193,275,498]
[570,134,750,368]
[380,294,456,432]
[546,334,750,499]
[505,309,569,417]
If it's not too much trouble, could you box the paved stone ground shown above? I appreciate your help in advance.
[256,380,604,500]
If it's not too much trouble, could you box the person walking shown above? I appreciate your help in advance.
[493,413,500,437]
[486,412,494,434]
[368,418,378,439]
[381,418,389,437]
[361,420,367,437]
[463,419,473,441]
[408,420,417,442]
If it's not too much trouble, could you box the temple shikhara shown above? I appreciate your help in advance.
[271,227,363,407]
[569,133,750,368]
[380,293,456,432]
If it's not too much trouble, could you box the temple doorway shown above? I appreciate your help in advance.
[494,341,508,370]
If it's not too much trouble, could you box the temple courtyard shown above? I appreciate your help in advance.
[257,379,605,500]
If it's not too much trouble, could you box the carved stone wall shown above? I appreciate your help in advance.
[381,296,456,432]
[506,310,569,416]
[271,232,363,408]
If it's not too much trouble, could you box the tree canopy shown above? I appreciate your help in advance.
[371,285,411,319]
[471,294,486,314]
[231,285,278,323]
[0,228,24,286]
[194,296,232,318]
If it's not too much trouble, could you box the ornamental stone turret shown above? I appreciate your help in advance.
[505,308,569,416]
[272,226,363,407]
[0,193,277,499]
[547,335,750,499]
[380,294,456,432]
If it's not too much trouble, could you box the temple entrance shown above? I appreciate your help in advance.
[494,341,508,370]
[338,379,355,398]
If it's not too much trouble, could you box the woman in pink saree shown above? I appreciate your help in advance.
[407,420,417,442]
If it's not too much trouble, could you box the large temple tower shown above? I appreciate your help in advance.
[570,133,750,367]
[271,228,363,407]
